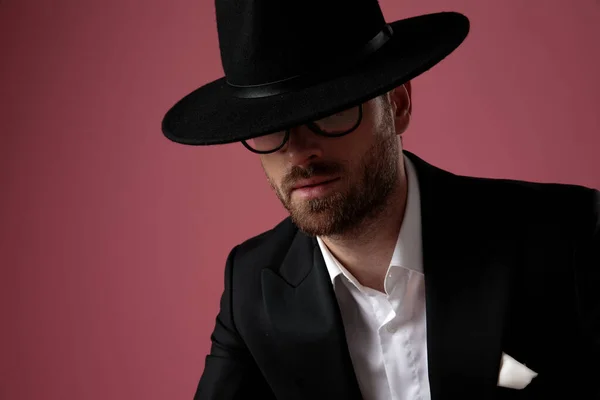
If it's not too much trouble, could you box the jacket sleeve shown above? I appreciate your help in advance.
[193,246,276,400]
[573,188,600,397]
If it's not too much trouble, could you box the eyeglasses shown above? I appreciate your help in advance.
[242,104,363,154]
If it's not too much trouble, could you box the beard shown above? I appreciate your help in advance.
[265,123,400,237]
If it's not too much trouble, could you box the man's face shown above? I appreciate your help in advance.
[258,90,406,237]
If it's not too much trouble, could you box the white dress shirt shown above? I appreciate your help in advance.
[316,155,430,400]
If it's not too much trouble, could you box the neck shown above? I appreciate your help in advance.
[320,160,408,292]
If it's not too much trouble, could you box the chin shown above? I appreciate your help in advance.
[288,211,341,237]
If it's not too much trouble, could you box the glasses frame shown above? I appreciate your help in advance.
[242,104,363,154]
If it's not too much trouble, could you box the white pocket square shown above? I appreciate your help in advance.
[497,352,538,389]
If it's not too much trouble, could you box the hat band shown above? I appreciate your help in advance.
[228,24,394,99]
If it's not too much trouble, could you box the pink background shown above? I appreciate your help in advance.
[1,0,599,399]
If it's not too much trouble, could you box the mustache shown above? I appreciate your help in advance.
[282,162,344,192]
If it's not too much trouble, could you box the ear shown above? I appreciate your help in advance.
[390,82,412,135]
[404,81,412,115]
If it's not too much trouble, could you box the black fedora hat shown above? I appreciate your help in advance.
[161,0,469,146]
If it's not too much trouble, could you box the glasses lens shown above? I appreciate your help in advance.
[313,106,360,134]
[244,131,286,153]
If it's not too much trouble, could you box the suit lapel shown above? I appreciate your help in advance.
[406,151,515,400]
[261,231,362,399]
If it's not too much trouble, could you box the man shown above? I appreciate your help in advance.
[162,1,599,399]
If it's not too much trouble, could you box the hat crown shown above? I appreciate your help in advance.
[215,0,386,87]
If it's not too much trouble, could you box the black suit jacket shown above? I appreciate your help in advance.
[194,151,600,400]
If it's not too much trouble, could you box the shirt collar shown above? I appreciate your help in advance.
[317,154,424,285]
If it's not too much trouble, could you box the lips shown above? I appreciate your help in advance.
[292,177,338,190]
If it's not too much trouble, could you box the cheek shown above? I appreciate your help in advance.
[335,127,376,161]
[260,157,284,186]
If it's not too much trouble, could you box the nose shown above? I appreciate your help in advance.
[283,125,323,166]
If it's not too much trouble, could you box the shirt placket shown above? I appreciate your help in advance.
[366,291,396,399]
[385,268,423,400]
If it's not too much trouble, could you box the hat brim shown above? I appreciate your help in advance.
[162,11,469,146]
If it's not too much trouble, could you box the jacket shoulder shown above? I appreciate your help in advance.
[454,173,597,232]
[230,217,300,269]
